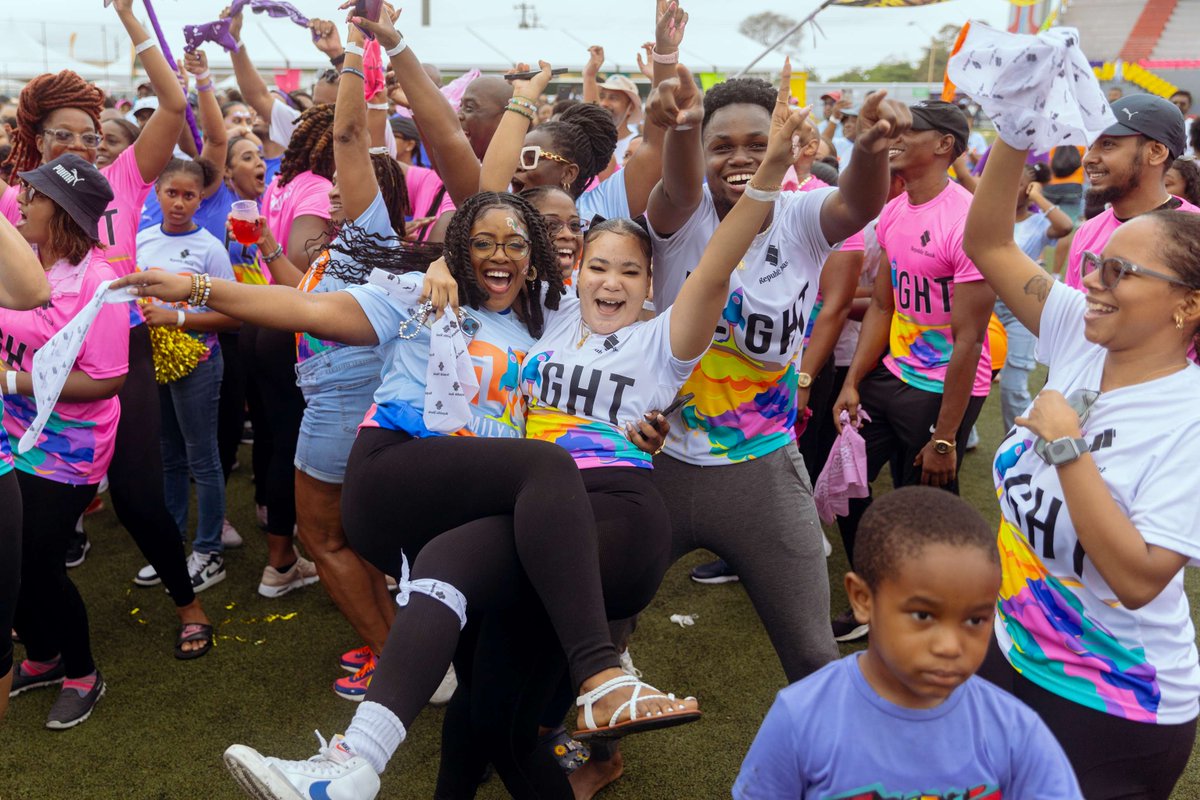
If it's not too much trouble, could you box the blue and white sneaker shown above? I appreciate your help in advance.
[224,731,379,800]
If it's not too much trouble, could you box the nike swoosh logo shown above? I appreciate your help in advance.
[309,781,333,800]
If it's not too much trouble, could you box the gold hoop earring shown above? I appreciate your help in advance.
[526,266,538,282]
[561,179,571,191]
[1175,314,1185,330]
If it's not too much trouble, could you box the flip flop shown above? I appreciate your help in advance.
[574,674,701,743]
[174,622,213,661]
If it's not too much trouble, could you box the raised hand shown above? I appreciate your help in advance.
[109,0,134,16]
[344,0,402,52]
[309,18,344,55]
[655,0,688,51]
[855,90,912,154]
[183,49,209,77]
[644,63,702,131]
[635,42,655,80]
[764,59,811,173]
[507,61,554,103]
[220,5,244,40]
[584,45,605,78]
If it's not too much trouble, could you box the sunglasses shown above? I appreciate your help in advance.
[544,217,586,236]
[519,145,573,171]
[42,127,102,149]
[469,237,531,261]
[1081,251,1200,291]
[19,182,39,203]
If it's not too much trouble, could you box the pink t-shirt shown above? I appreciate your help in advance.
[1065,198,1200,289]
[0,250,129,485]
[876,181,992,397]
[262,170,333,269]
[405,165,456,242]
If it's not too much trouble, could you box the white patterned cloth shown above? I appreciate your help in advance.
[18,280,138,454]
[947,22,1116,154]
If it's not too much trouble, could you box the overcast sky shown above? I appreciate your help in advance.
[8,0,1013,76]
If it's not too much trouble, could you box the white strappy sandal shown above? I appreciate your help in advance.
[574,674,701,742]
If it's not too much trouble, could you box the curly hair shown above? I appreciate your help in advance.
[535,103,618,198]
[442,191,563,338]
[323,153,419,284]
[3,70,104,174]
[701,77,775,133]
[277,103,336,187]
[1170,158,1200,207]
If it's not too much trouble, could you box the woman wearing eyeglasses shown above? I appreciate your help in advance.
[965,139,1200,800]
[0,0,212,659]
[522,185,586,281]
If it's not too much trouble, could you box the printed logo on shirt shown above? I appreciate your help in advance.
[180,249,190,260]
[920,230,931,247]
[829,784,1000,800]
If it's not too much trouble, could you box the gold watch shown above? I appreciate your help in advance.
[797,372,814,389]
[932,438,956,455]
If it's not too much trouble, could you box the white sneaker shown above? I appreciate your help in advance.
[258,555,320,598]
[224,731,380,800]
[618,648,642,679]
[429,664,457,706]
[222,519,244,548]
[188,550,226,593]
[133,564,161,587]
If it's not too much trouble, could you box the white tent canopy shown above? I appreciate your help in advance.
[0,28,122,83]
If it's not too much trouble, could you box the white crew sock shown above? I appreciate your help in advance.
[344,700,407,775]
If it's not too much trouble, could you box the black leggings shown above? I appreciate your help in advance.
[12,472,98,678]
[430,467,675,799]
[108,324,195,607]
[217,331,245,482]
[343,429,663,728]
[240,324,304,536]
[0,470,21,677]
[979,639,1197,799]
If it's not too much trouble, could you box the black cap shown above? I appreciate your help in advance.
[909,100,970,156]
[18,154,113,239]
[1101,95,1186,159]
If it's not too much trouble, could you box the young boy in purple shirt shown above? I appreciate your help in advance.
[734,486,1082,799]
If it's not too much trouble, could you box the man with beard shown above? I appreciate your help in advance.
[1065,95,1195,290]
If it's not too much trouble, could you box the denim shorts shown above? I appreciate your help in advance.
[294,345,382,484]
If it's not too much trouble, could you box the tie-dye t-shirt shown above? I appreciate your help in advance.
[135,225,236,362]
[0,409,11,476]
[1064,198,1200,290]
[734,653,1082,799]
[876,182,992,397]
[993,282,1200,725]
[347,276,534,439]
[522,295,699,469]
[0,251,130,486]
[297,190,395,365]
[649,186,836,465]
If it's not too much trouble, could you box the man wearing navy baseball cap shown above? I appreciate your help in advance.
[1064,93,1193,289]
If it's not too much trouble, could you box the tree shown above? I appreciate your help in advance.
[827,23,962,84]
[739,12,807,56]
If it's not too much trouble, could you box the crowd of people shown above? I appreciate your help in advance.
[1,1,1199,798]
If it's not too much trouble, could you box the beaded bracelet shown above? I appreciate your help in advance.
[187,274,202,306]
[511,95,538,109]
[262,244,284,263]
[505,104,535,123]
[341,67,366,81]
[199,274,213,307]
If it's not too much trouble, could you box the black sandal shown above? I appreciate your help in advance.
[174,623,213,660]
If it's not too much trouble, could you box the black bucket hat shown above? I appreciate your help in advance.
[18,153,113,238]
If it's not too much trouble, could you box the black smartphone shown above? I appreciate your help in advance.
[505,68,568,81]
[659,392,695,419]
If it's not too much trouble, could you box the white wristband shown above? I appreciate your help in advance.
[367,102,389,111]
[368,146,389,155]
[743,185,780,203]
[135,39,157,55]
[344,43,365,57]
[651,48,678,64]
[4,370,17,396]
[195,69,212,83]
[176,310,187,328]
[385,36,407,57]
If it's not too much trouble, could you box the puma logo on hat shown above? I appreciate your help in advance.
[1122,108,1139,121]
[52,164,86,186]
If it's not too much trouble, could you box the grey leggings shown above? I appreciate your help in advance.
[653,443,839,683]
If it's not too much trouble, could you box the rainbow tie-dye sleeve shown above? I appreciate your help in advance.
[526,409,650,469]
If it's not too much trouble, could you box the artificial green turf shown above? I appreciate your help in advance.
[3,382,1199,799]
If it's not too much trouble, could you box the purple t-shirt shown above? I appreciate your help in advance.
[734,653,1082,800]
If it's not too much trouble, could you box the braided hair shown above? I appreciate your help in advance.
[535,103,618,198]
[442,192,563,339]
[277,103,336,187]
[3,71,104,174]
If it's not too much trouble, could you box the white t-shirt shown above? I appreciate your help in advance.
[522,295,699,469]
[833,216,882,368]
[613,131,637,167]
[269,98,302,147]
[993,282,1200,725]
[1014,212,1054,262]
[650,185,836,465]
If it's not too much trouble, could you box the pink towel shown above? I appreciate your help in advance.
[814,409,871,525]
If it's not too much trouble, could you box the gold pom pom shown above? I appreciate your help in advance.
[148,325,208,384]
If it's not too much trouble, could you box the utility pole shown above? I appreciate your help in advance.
[422,0,430,26]
[514,2,538,29]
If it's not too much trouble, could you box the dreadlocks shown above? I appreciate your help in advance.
[442,192,563,339]
[320,153,421,284]
[277,103,336,187]
[3,71,103,175]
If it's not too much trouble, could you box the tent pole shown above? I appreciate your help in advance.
[734,0,835,78]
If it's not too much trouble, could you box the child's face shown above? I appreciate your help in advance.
[156,173,204,233]
[847,543,1000,710]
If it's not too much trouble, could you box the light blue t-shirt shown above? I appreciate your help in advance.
[1014,211,1055,262]
[734,653,1082,800]
[347,280,536,439]
[577,171,630,223]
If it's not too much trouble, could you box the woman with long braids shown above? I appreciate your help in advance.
[0,213,51,720]
[230,102,339,598]
[0,0,213,656]
[3,155,128,729]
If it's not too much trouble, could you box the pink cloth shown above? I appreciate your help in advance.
[262,169,333,274]
[876,182,992,397]
[405,165,456,241]
[0,251,129,485]
[393,68,480,119]
[1064,198,1200,290]
[0,147,153,278]
[363,40,385,100]
[814,409,872,525]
